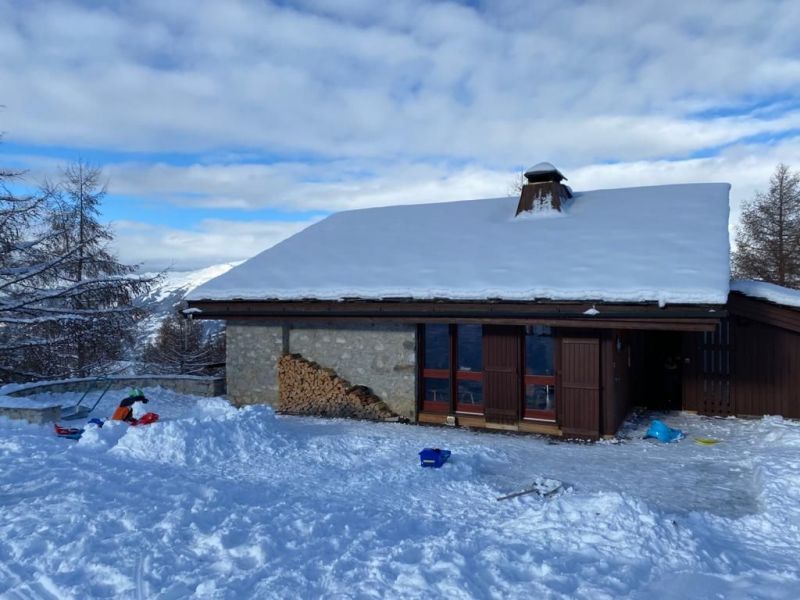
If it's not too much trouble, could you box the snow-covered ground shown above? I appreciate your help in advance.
[1,390,799,599]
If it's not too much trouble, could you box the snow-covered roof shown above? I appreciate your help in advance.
[730,280,800,309]
[189,183,732,306]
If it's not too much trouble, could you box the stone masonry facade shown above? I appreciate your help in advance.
[226,321,284,406]
[226,320,417,419]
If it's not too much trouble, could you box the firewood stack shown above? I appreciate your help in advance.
[278,354,397,421]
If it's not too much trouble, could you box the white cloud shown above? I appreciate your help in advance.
[101,135,800,217]
[3,0,800,269]
[112,217,319,271]
[101,160,513,212]
[1,0,799,165]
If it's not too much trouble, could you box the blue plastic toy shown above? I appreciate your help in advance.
[419,448,451,468]
[644,419,685,443]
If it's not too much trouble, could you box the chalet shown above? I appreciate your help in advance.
[186,163,800,439]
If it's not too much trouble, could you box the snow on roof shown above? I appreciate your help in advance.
[189,183,731,305]
[524,162,566,179]
[730,280,800,309]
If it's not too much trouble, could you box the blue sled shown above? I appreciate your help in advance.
[419,448,451,468]
[644,419,684,443]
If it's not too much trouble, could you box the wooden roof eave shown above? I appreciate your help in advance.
[185,298,725,332]
[728,292,800,334]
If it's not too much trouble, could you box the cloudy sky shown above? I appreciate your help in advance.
[2,0,800,270]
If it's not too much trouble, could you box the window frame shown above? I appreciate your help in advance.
[522,326,557,422]
[420,324,452,414]
[419,324,485,415]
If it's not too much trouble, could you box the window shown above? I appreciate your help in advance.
[420,324,484,414]
[523,325,556,421]
[421,324,450,413]
[455,325,483,414]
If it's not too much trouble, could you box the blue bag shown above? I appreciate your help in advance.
[644,419,684,443]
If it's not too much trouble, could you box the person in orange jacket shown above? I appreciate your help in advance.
[111,389,149,422]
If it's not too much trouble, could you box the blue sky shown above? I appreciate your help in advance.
[2,0,800,270]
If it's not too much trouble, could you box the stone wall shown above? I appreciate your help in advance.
[278,354,397,420]
[226,320,284,406]
[289,323,416,419]
[225,320,417,418]
[0,405,61,424]
[7,375,225,398]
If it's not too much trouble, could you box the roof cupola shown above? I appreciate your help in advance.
[516,162,572,215]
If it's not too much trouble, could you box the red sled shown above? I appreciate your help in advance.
[54,424,83,440]
[130,412,159,426]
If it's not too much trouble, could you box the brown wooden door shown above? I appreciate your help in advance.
[559,336,601,438]
[683,320,734,416]
[483,325,521,425]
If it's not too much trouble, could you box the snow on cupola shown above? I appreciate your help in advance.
[515,162,573,216]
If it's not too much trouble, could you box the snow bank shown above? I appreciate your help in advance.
[731,279,800,308]
[1,393,799,598]
[189,183,731,306]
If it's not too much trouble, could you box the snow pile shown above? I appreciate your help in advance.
[731,279,800,308]
[1,392,799,597]
[189,183,731,305]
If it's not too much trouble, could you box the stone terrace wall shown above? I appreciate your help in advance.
[278,354,397,420]
[7,375,225,398]
[0,404,61,424]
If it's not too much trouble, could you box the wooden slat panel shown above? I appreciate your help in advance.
[682,332,701,411]
[483,325,521,425]
[559,337,600,438]
[683,321,734,417]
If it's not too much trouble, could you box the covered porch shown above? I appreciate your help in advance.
[417,317,722,439]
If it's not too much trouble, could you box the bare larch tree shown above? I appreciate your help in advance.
[142,312,225,376]
[0,154,158,381]
[733,164,800,288]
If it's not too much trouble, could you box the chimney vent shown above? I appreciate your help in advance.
[516,162,572,216]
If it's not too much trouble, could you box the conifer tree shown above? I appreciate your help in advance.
[1,153,157,381]
[33,160,157,377]
[733,164,800,288]
[142,312,225,375]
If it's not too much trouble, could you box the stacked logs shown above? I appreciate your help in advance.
[278,353,397,421]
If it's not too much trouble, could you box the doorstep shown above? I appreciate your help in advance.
[417,412,562,436]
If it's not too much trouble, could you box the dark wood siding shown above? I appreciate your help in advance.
[683,319,734,416]
[482,325,521,425]
[732,319,800,419]
[559,336,601,438]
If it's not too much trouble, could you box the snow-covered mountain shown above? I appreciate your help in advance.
[136,262,241,346]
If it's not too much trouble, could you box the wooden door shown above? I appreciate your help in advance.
[559,336,600,438]
[683,319,733,416]
[483,325,521,425]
